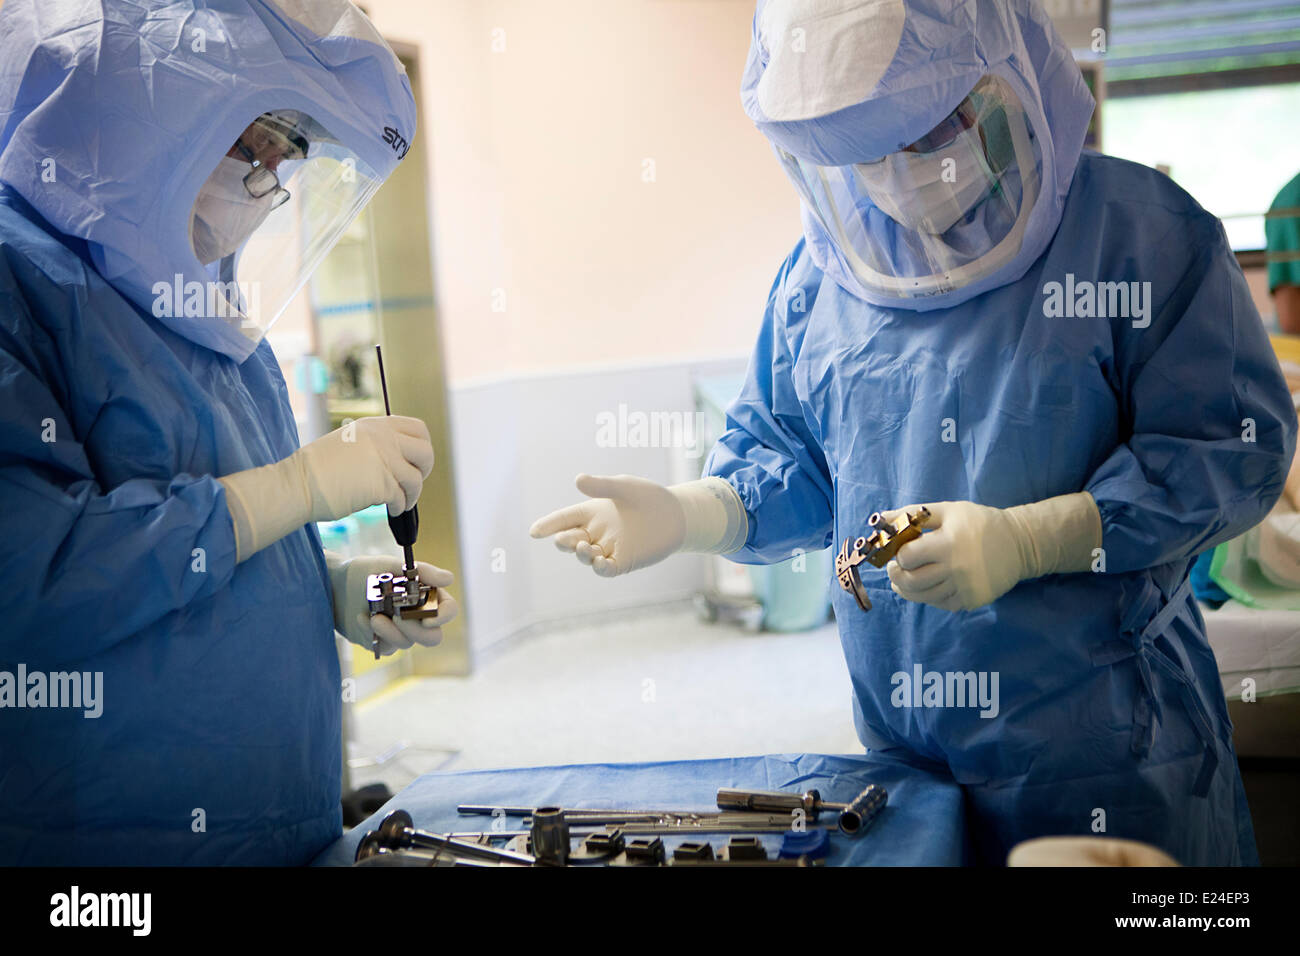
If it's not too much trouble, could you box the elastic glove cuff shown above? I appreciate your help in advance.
[670,477,749,554]
[1004,491,1102,578]
[217,456,313,562]
[324,548,350,635]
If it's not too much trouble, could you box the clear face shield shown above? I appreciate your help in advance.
[776,75,1042,302]
[189,110,384,343]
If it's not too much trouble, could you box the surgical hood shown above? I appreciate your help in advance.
[0,0,417,361]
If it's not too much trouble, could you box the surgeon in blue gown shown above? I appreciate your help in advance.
[532,0,1296,865]
[0,0,458,864]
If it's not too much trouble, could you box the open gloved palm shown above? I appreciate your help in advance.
[529,474,688,578]
[530,474,748,578]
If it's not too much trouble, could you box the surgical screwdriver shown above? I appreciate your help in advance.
[374,343,420,659]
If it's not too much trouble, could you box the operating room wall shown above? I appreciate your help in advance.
[449,356,749,653]
[351,1,801,652]
[358,0,797,381]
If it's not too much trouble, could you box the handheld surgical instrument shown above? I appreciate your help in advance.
[836,507,932,611]
[366,345,439,658]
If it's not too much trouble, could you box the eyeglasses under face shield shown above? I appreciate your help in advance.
[188,108,386,346]
[230,113,312,210]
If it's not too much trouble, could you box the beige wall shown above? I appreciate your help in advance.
[1244,265,1279,326]
[358,0,799,385]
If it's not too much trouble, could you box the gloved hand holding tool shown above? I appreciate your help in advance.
[884,494,1102,611]
[218,413,434,560]
[358,344,447,658]
[836,507,932,611]
[219,344,455,658]
[327,553,458,659]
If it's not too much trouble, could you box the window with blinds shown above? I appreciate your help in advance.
[1106,0,1300,93]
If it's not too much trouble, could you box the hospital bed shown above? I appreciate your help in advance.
[1199,339,1300,863]
[1201,600,1300,865]
[1205,601,1300,706]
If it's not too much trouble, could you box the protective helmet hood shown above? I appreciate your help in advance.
[0,0,416,361]
[741,0,1095,311]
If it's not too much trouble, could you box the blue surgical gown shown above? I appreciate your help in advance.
[706,152,1297,866]
[0,188,341,864]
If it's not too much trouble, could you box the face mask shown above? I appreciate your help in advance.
[191,156,277,265]
[855,125,999,235]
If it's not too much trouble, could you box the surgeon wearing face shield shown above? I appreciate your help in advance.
[0,0,457,865]
[190,115,307,267]
[532,0,1297,865]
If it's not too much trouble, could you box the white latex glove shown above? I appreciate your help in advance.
[326,552,459,658]
[1007,837,1178,867]
[219,416,434,561]
[297,416,434,521]
[885,493,1101,612]
[529,474,748,578]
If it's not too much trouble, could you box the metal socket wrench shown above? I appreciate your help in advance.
[716,784,888,836]
[836,784,887,835]
[530,806,570,866]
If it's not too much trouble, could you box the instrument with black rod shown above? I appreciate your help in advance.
[366,344,438,658]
